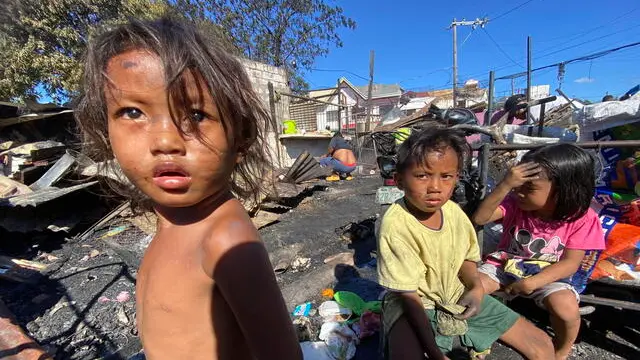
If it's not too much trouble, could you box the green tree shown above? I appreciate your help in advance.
[0,0,171,103]
[200,0,356,91]
[0,0,355,101]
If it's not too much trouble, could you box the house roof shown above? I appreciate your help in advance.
[354,83,403,99]
[306,77,404,101]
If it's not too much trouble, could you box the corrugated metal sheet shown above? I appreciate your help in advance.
[1,181,98,207]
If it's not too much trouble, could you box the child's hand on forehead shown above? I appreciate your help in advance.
[503,162,542,189]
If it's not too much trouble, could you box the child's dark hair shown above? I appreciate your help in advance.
[75,17,270,210]
[504,94,526,115]
[396,126,469,174]
[520,143,595,222]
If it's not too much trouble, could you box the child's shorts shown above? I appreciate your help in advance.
[380,292,520,357]
[478,262,580,308]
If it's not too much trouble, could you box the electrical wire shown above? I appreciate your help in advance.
[490,0,538,22]
[482,27,524,68]
[309,68,369,81]
[495,40,640,80]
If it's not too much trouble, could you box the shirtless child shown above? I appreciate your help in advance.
[75,18,302,360]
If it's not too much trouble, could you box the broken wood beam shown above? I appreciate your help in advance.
[283,151,310,181]
[579,294,640,312]
[29,145,66,161]
[289,157,317,181]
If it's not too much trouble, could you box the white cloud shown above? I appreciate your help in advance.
[575,77,595,84]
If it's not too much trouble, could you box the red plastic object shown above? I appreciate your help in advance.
[0,300,52,360]
[383,178,396,186]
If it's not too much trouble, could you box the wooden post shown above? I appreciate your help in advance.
[337,78,342,132]
[485,71,495,125]
[365,50,375,132]
[526,36,532,126]
[452,20,458,108]
[267,82,282,168]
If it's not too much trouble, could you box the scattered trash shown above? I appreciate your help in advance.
[116,306,129,325]
[116,291,131,303]
[293,302,312,317]
[291,257,311,272]
[323,252,352,264]
[49,300,75,316]
[97,225,129,240]
[300,341,333,360]
[318,301,352,323]
[273,260,290,275]
[351,311,381,340]
[98,296,111,303]
[0,256,48,283]
[293,316,314,342]
[89,249,100,258]
[38,253,59,262]
[319,322,357,360]
[334,291,381,316]
[321,288,335,299]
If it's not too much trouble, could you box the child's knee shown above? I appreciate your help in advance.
[544,290,580,322]
[478,272,500,294]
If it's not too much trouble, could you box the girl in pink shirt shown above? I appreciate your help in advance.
[472,143,605,360]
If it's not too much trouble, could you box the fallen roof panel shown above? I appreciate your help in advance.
[0,181,98,208]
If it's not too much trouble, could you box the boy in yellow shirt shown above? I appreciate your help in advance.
[377,127,554,359]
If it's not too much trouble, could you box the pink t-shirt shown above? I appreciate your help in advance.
[497,196,606,263]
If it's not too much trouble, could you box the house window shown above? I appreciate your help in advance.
[326,110,339,125]
[379,105,394,117]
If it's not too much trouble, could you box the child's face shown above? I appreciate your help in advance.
[514,170,555,214]
[395,147,459,213]
[105,50,236,208]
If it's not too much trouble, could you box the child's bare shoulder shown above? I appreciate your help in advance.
[200,198,262,274]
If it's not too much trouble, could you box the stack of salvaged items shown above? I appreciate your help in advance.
[0,101,101,233]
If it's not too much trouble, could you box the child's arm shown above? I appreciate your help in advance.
[505,249,585,296]
[456,260,484,319]
[397,292,449,360]
[472,162,542,225]
[204,225,302,360]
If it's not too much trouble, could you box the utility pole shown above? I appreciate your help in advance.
[365,50,375,132]
[450,17,488,107]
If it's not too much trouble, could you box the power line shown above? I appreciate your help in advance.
[482,27,524,68]
[495,40,640,80]
[490,0,538,22]
[534,23,640,60]
[458,24,640,81]
[309,68,369,81]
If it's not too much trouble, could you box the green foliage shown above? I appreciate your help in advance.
[0,0,171,102]
[0,0,355,101]
[203,0,356,91]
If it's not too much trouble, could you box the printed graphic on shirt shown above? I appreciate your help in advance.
[505,226,566,262]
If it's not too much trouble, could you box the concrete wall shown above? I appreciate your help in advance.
[239,58,289,168]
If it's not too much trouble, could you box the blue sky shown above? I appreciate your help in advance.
[305,0,640,101]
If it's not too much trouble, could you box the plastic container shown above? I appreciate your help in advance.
[283,120,297,134]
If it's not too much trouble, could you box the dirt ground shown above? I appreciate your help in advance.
[0,175,638,359]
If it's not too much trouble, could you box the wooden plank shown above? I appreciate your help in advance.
[580,294,640,312]
[0,256,48,284]
[18,164,51,185]
[30,145,66,161]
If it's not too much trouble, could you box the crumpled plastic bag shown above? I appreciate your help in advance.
[351,311,381,339]
[318,301,352,322]
[319,322,357,360]
[300,341,333,360]
[333,291,381,316]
